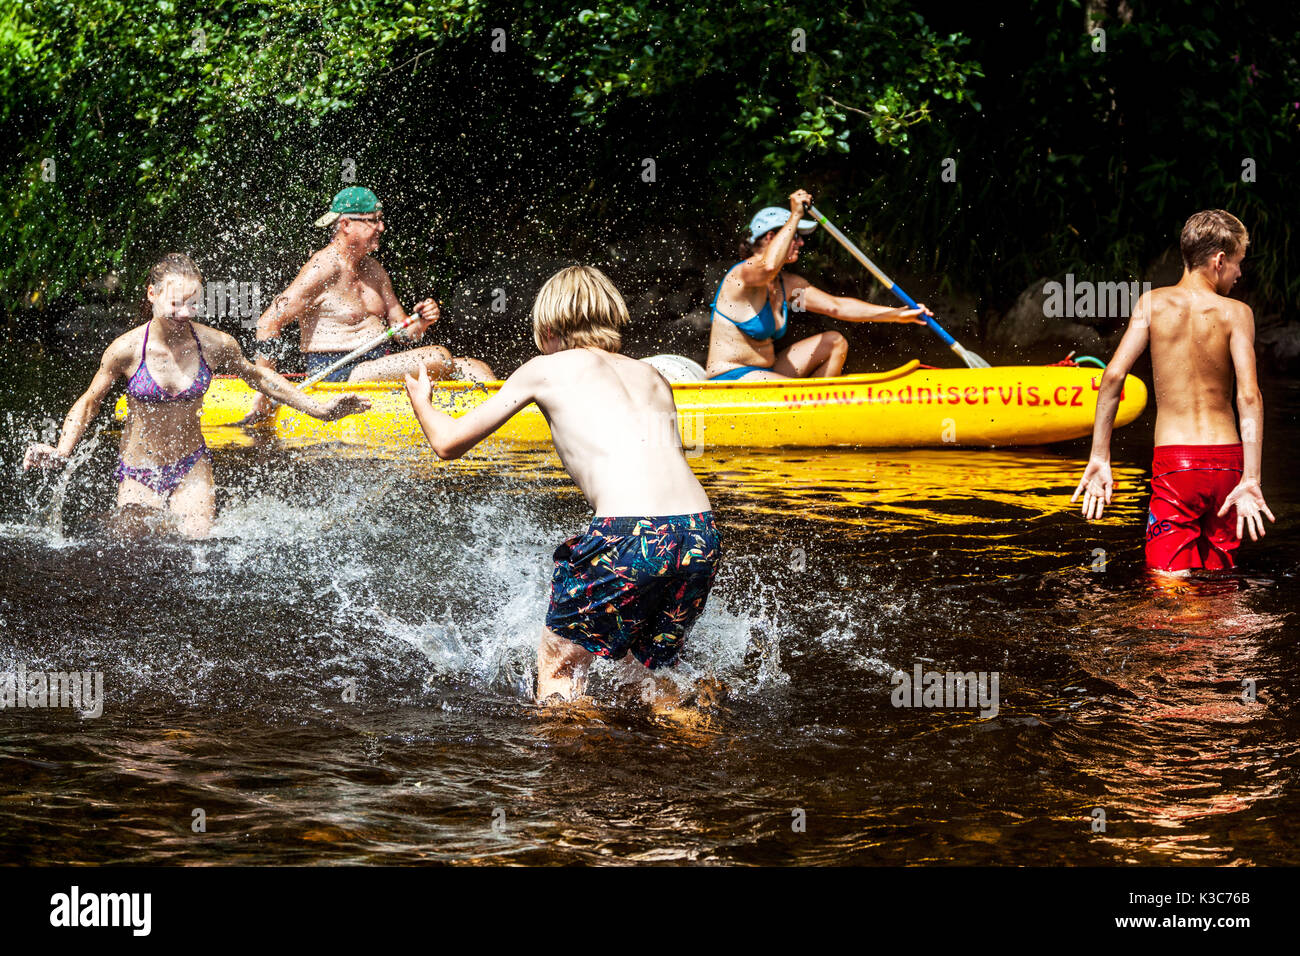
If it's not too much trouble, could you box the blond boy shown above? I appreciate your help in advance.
[404,266,720,700]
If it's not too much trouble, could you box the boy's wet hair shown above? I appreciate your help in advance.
[141,253,202,319]
[1180,210,1249,270]
[532,265,629,353]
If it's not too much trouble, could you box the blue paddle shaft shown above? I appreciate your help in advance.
[887,283,957,348]
[807,204,958,349]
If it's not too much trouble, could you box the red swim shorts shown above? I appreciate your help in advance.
[1145,444,1243,571]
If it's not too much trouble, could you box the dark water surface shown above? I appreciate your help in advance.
[1,347,1296,865]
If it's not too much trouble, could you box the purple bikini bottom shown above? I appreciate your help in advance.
[114,444,211,498]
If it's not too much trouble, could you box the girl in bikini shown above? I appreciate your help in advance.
[23,253,370,537]
[704,189,933,381]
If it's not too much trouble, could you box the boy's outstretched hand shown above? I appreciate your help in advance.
[1217,479,1275,541]
[404,363,432,409]
[1071,458,1113,520]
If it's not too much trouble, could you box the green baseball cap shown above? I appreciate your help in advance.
[315,187,382,227]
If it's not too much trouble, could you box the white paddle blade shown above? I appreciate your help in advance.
[951,343,991,369]
[641,354,707,382]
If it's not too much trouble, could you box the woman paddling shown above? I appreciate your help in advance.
[705,189,933,381]
[23,253,370,537]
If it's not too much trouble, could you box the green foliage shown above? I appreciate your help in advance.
[0,0,975,313]
[2,0,1296,331]
[520,3,979,173]
[817,0,1300,319]
[2,0,410,309]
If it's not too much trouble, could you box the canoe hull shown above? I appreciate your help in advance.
[113,361,1148,450]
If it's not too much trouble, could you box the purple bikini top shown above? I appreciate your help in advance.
[125,321,212,404]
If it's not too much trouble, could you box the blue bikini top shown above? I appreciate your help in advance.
[709,262,788,342]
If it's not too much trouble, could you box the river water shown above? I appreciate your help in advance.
[1,346,1296,865]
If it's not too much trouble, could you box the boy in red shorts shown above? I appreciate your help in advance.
[1073,209,1274,571]
[404,266,720,701]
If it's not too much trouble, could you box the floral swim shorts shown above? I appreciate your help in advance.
[545,512,721,669]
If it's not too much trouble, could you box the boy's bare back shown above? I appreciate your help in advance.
[404,263,720,702]
[1074,209,1272,562]
[525,347,711,517]
[1145,280,1257,446]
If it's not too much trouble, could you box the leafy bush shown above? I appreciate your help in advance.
[2,0,1295,332]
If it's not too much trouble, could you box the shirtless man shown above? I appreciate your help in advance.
[249,187,494,419]
[704,189,931,381]
[1072,209,1274,571]
[404,265,720,702]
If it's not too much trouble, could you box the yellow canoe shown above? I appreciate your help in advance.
[113,361,1147,450]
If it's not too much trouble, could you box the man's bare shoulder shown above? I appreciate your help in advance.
[301,247,345,283]
[357,255,390,283]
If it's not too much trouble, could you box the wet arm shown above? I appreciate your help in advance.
[792,279,923,322]
[1227,308,1258,476]
[409,361,540,460]
[213,335,338,419]
[1070,303,1149,516]
[1214,306,1273,538]
[376,268,422,343]
[52,346,127,457]
[25,343,126,468]
[254,261,329,372]
[1229,306,1263,483]
[1086,299,1151,465]
[735,217,802,287]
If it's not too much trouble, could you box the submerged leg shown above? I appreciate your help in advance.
[115,471,168,512]
[537,627,595,703]
[113,469,172,538]
[113,450,214,538]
